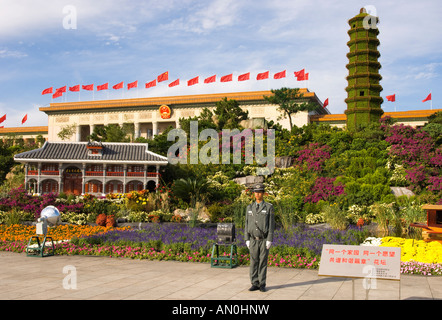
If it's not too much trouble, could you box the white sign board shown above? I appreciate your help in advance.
[318,244,401,280]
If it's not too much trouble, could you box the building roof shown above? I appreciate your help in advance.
[310,108,442,123]
[39,89,329,115]
[14,141,169,165]
[0,126,48,135]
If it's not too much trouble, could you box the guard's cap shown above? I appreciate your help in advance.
[253,183,265,192]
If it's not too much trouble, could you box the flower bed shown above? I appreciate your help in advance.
[1,223,441,275]
[1,223,369,270]
[0,224,131,253]
[381,237,442,264]
[363,236,442,275]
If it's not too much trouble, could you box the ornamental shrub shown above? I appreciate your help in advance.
[95,213,107,226]
[105,215,116,227]
[296,142,331,172]
[304,177,345,203]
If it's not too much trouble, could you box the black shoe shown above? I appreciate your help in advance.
[259,285,266,292]
[248,285,259,291]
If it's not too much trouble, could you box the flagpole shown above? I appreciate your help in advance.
[431,90,433,110]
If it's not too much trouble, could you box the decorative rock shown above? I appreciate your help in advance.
[390,187,415,197]
[234,175,264,186]
[275,156,293,168]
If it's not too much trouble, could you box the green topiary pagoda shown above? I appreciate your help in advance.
[344,8,384,131]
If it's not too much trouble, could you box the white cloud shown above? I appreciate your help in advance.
[161,0,244,34]
[0,48,27,58]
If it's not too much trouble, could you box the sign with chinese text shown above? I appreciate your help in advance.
[318,244,401,280]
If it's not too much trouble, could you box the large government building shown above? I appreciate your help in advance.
[4,88,440,196]
[39,89,327,142]
[1,89,439,144]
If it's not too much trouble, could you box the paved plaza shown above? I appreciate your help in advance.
[1,251,441,301]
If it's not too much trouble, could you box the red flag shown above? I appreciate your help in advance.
[294,69,305,78]
[158,71,169,83]
[128,81,138,90]
[41,87,53,95]
[204,75,216,83]
[53,90,63,99]
[113,82,124,90]
[0,114,6,124]
[82,84,94,91]
[69,85,80,92]
[274,70,286,79]
[52,86,66,98]
[169,79,180,87]
[56,86,67,93]
[305,73,309,80]
[187,76,199,86]
[257,71,269,80]
[221,74,233,82]
[323,98,329,108]
[145,79,157,89]
[21,114,27,125]
[238,72,250,81]
[386,94,395,102]
[97,83,108,91]
[422,93,432,102]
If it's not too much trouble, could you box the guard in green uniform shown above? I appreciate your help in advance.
[244,183,275,292]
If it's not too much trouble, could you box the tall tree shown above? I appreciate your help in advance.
[88,123,134,142]
[213,97,249,130]
[264,87,318,131]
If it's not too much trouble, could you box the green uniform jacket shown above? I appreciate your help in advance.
[244,201,275,242]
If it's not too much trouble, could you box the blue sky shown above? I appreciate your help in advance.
[0,0,441,127]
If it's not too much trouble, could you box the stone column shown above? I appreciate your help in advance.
[143,164,147,189]
[81,163,86,195]
[134,122,140,139]
[123,164,127,193]
[76,125,81,142]
[152,121,158,137]
[155,165,160,188]
[58,163,63,193]
[24,164,28,191]
[102,164,107,195]
[37,163,42,194]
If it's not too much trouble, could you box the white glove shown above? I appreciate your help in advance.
[266,241,272,250]
[246,240,250,249]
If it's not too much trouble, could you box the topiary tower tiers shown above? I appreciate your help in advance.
[345,8,384,131]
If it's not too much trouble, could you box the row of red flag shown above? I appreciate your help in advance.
[42,69,311,99]
[386,93,432,103]
[0,114,27,127]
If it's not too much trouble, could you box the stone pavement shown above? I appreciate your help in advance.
[0,251,441,300]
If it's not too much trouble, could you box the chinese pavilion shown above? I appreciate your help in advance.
[14,141,168,195]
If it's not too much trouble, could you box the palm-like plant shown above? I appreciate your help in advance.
[172,177,210,207]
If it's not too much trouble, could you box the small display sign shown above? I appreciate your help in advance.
[318,244,401,280]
